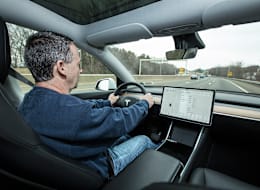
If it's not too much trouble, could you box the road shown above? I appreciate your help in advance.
[152,77,260,94]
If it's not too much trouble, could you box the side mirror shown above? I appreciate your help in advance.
[95,78,116,91]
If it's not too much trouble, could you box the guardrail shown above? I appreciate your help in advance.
[229,77,260,86]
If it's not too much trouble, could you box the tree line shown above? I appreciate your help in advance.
[206,62,260,81]
[109,47,178,75]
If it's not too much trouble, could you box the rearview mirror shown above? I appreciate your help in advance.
[166,32,204,60]
[166,48,198,60]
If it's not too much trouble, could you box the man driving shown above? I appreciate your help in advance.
[18,31,159,179]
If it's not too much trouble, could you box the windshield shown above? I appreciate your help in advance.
[109,22,260,95]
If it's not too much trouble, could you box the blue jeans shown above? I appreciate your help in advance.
[107,135,159,176]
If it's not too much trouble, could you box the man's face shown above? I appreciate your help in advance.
[66,43,82,91]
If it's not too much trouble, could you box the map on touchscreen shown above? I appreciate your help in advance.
[160,87,215,126]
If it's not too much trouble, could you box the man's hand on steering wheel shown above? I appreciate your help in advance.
[108,93,119,106]
[139,93,154,108]
[112,82,154,108]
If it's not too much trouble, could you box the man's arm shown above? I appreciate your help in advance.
[87,93,119,108]
[74,99,150,140]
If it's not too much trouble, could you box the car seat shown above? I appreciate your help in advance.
[0,17,105,190]
[188,167,260,190]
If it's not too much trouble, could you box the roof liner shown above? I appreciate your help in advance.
[202,0,260,27]
[85,0,260,47]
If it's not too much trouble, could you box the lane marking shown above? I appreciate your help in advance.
[225,79,248,93]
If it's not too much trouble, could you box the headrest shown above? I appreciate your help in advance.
[0,17,11,84]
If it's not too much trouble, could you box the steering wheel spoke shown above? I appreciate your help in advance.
[114,82,147,107]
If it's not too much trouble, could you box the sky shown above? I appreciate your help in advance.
[115,22,260,71]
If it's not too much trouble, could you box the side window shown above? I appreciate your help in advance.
[7,23,116,94]
[71,50,116,93]
[7,23,35,93]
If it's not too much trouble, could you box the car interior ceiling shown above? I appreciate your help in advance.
[1,16,260,190]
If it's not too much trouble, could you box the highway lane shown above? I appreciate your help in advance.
[153,77,260,95]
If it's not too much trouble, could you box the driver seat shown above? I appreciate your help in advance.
[0,18,104,189]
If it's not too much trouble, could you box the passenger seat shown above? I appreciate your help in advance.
[143,168,260,190]
[189,168,260,190]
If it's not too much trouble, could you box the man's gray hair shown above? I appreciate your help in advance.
[24,31,73,82]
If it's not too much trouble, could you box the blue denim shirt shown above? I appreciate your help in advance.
[18,86,149,178]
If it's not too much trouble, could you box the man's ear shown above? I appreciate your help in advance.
[55,60,66,77]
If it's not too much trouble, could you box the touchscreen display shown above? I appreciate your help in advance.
[160,87,215,126]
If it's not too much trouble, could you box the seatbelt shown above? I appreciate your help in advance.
[9,67,34,87]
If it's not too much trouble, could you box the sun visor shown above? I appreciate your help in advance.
[86,23,153,48]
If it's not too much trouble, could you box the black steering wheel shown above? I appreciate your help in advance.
[114,82,147,107]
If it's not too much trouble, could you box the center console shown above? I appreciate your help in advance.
[158,121,205,182]
[103,87,215,189]
[157,86,215,182]
[103,120,205,190]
